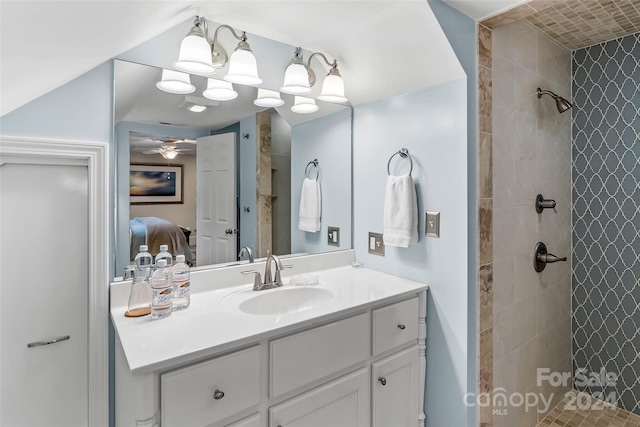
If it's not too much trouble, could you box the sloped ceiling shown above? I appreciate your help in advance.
[0,1,465,117]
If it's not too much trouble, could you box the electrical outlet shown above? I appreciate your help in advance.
[368,232,385,256]
[328,226,340,247]
[426,211,440,238]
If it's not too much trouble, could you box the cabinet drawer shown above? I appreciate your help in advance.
[372,297,418,356]
[269,368,369,427]
[270,313,369,398]
[161,346,260,427]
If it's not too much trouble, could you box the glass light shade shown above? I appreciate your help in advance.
[156,70,196,94]
[224,49,262,85]
[280,63,311,94]
[161,150,179,160]
[174,34,216,75]
[203,79,238,101]
[317,74,348,103]
[254,89,285,107]
[291,96,319,114]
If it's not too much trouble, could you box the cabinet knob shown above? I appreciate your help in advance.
[213,389,225,400]
[397,324,406,330]
[378,376,387,386]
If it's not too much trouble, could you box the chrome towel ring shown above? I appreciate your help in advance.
[305,159,319,180]
[387,148,413,176]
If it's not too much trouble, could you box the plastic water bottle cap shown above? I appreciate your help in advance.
[160,245,168,251]
[157,259,167,267]
[176,255,186,263]
[140,245,148,251]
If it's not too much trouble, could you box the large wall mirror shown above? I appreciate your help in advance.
[113,20,353,275]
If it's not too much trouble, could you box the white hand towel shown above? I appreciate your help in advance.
[298,178,322,232]
[383,173,418,248]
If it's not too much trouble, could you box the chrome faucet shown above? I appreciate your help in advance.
[242,253,292,291]
[238,246,254,263]
[264,253,284,288]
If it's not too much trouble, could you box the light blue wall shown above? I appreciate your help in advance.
[428,1,479,426]
[115,121,211,273]
[290,108,353,254]
[353,78,469,427]
[0,62,114,142]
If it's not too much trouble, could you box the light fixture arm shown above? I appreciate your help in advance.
[212,24,247,45]
[307,52,338,71]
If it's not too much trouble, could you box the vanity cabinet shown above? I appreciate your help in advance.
[114,289,427,427]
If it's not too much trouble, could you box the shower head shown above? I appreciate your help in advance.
[537,87,572,113]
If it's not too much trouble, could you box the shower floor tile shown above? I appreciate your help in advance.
[537,390,640,427]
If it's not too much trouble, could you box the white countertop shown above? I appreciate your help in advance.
[111,253,428,375]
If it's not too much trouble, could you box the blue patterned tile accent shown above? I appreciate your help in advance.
[572,33,640,415]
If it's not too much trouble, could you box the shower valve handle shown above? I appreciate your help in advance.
[533,242,566,272]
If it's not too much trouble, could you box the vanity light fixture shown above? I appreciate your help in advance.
[203,78,238,101]
[254,88,285,107]
[291,96,319,114]
[174,16,261,85]
[281,47,312,94]
[156,70,196,94]
[281,48,348,103]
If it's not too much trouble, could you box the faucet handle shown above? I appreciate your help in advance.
[241,270,262,291]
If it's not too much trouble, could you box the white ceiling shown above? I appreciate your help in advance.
[442,0,528,21]
[0,1,465,117]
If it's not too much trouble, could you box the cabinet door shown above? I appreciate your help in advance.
[226,413,260,427]
[372,346,420,427]
[269,368,369,427]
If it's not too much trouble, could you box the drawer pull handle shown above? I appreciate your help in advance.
[213,389,225,400]
[397,324,406,330]
[378,376,387,386]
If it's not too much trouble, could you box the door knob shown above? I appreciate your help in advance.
[225,229,233,235]
[378,377,387,386]
[213,389,225,400]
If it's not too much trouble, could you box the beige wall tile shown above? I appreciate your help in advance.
[480,263,494,332]
[479,132,493,199]
[479,198,493,265]
[479,65,493,134]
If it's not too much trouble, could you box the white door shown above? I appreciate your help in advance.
[0,163,89,426]
[196,133,237,265]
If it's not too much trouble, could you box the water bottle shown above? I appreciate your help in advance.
[134,245,153,278]
[172,254,190,311]
[151,259,172,319]
[155,244,173,267]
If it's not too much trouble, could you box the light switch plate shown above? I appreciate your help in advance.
[328,226,340,247]
[368,232,385,256]
[426,211,440,238]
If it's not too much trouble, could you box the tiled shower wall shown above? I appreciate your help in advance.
[491,21,572,426]
[572,33,640,415]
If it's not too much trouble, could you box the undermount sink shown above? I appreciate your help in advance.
[239,286,334,316]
